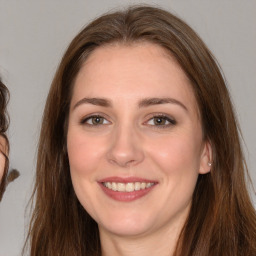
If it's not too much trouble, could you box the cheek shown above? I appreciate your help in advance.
[0,154,5,181]
[67,130,108,180]
[0,138,7,180]
[146,132,202,180]
[67,130,106,215]
[146,134,201,216]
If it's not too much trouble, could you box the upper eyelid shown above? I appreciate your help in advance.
[144,113,176,121]
[80,112,111,122]
[80,115,111,127]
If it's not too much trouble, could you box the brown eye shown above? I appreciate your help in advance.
[81,115,110,126]
[146,115,176,127]
[92,116,104,125]
[153,117,167,125]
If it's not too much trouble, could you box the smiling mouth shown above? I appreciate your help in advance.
[99,178,157,201]
[102,182,155,192]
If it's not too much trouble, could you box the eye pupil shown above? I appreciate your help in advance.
[92,117,102,124]
[154,117,165,125]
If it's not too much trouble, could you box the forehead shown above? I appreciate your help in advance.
[72,42,199,115]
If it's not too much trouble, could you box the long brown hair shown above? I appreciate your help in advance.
[24,5,256,256]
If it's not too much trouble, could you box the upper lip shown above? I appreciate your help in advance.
[98,176,157,183]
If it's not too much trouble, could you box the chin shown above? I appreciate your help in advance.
[100,222,150,237]
[97,210,156,237]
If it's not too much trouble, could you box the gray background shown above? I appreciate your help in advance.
[0,0,255,255]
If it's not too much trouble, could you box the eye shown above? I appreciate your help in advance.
[146,115,176,127]
[81,115,110,126]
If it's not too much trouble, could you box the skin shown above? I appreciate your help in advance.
[0,135,7,181]
[67,42,212,256]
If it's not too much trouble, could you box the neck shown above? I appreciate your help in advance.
[99,217,185,256]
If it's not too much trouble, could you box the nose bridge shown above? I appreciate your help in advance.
[107,119,144,167]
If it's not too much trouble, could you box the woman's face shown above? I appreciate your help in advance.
[0,135,7,181]
[67,43,211,238]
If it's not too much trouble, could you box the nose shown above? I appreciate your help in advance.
[106,124,144,168]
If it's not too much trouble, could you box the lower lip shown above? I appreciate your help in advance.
[99,183,156,202]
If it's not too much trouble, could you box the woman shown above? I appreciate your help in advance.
[25,6,256,256]
[0,78,19,201]
[0,77,10,200]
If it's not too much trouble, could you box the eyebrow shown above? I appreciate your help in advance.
[138,97,188,111]
[73,98,112,109]
[73,97,188,111]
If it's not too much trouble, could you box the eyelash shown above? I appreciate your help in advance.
[80,115,110,126]
[80,114,177,128]
[145,114,177,128]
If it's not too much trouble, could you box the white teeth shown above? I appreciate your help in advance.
[141,182,146,189]
[126,183,134,192]
[103,182,154,192]
[134,182,141,191]
[117,183,126,192]
[111,182,117,191]
[106,182,112,189]
[146,182,152,188]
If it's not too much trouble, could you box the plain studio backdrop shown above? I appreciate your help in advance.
[0,1,255,255]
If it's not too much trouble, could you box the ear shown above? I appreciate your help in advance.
[199,140,212,174]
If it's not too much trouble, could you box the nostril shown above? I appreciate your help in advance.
[108,158,136,168]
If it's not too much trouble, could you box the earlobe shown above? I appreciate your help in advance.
[199,141,212,174]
